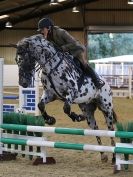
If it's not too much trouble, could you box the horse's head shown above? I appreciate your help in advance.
[15,39,36,88]
[15,34,65,87]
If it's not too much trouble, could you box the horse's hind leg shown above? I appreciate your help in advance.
[97,94,117,163]
[79,102,108,162]
[98,106,117,163]
[38,90,56,125]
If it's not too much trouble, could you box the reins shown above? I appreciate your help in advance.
[42,50,65,100]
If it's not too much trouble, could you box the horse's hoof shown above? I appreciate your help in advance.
[113,165,119,174]
[112,157,116,164]
[45,117,56,125]
[69,112,76,122]
[79,114,86,121]
[70,112,85,122]
[101,154,108,163]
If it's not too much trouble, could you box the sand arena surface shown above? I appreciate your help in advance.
[1,90,133,177]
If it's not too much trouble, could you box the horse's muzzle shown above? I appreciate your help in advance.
[19,78,30,88]
[22,82,28,88]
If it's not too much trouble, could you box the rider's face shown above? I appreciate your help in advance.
[41,27,49,39]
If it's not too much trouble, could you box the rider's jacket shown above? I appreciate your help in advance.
[47,26,86,62]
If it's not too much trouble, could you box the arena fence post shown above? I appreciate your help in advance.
[0,58,4,155]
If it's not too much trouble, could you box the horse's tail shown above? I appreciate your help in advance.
[113,109,118,124]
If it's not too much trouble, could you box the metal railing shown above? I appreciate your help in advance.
[103,75,131,88]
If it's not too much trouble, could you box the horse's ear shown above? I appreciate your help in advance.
[8,43,17,48]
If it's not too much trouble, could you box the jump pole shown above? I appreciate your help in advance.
[0,138,133,155]
[1,124,133,139]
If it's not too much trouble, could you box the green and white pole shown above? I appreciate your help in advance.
[1,124,133,139]
[0,137,133,155]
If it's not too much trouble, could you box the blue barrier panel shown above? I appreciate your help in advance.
[3,95,19,100]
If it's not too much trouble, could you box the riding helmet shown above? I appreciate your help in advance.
[37,18,54,31]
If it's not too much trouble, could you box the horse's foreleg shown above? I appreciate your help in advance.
[63,103,77,122]
[63,89,76,121]
[63,98,75,121]
[63,91,85,122]
[79,103,108,163]
[38,90,56,125]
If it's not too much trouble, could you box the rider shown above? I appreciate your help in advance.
[37,17,105,89]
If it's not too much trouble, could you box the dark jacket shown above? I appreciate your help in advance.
[48,26,85,60]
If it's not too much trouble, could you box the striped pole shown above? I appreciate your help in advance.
[1,124,133,139]
[0,137,133,155]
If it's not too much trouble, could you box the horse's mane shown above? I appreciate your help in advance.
[17,34,83,75]
[17,34,43,46]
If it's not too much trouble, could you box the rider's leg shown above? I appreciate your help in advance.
[75,53,105,89]
[84,64,105,89]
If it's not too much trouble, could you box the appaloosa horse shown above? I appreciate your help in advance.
[14,34,117,163]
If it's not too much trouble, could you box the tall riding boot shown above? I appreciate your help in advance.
[83,64,105,89]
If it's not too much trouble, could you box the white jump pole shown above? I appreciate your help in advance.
[0,58,4,155]
[35,71,39,116]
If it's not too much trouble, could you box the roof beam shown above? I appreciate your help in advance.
[85,8,133,11]
[10,0,99,25]
[4,27,84,31]
[0,0,49,16]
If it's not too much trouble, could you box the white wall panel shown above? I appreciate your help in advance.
[4,65,18,86]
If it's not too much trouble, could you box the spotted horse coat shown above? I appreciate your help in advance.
[15,34,117,163]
